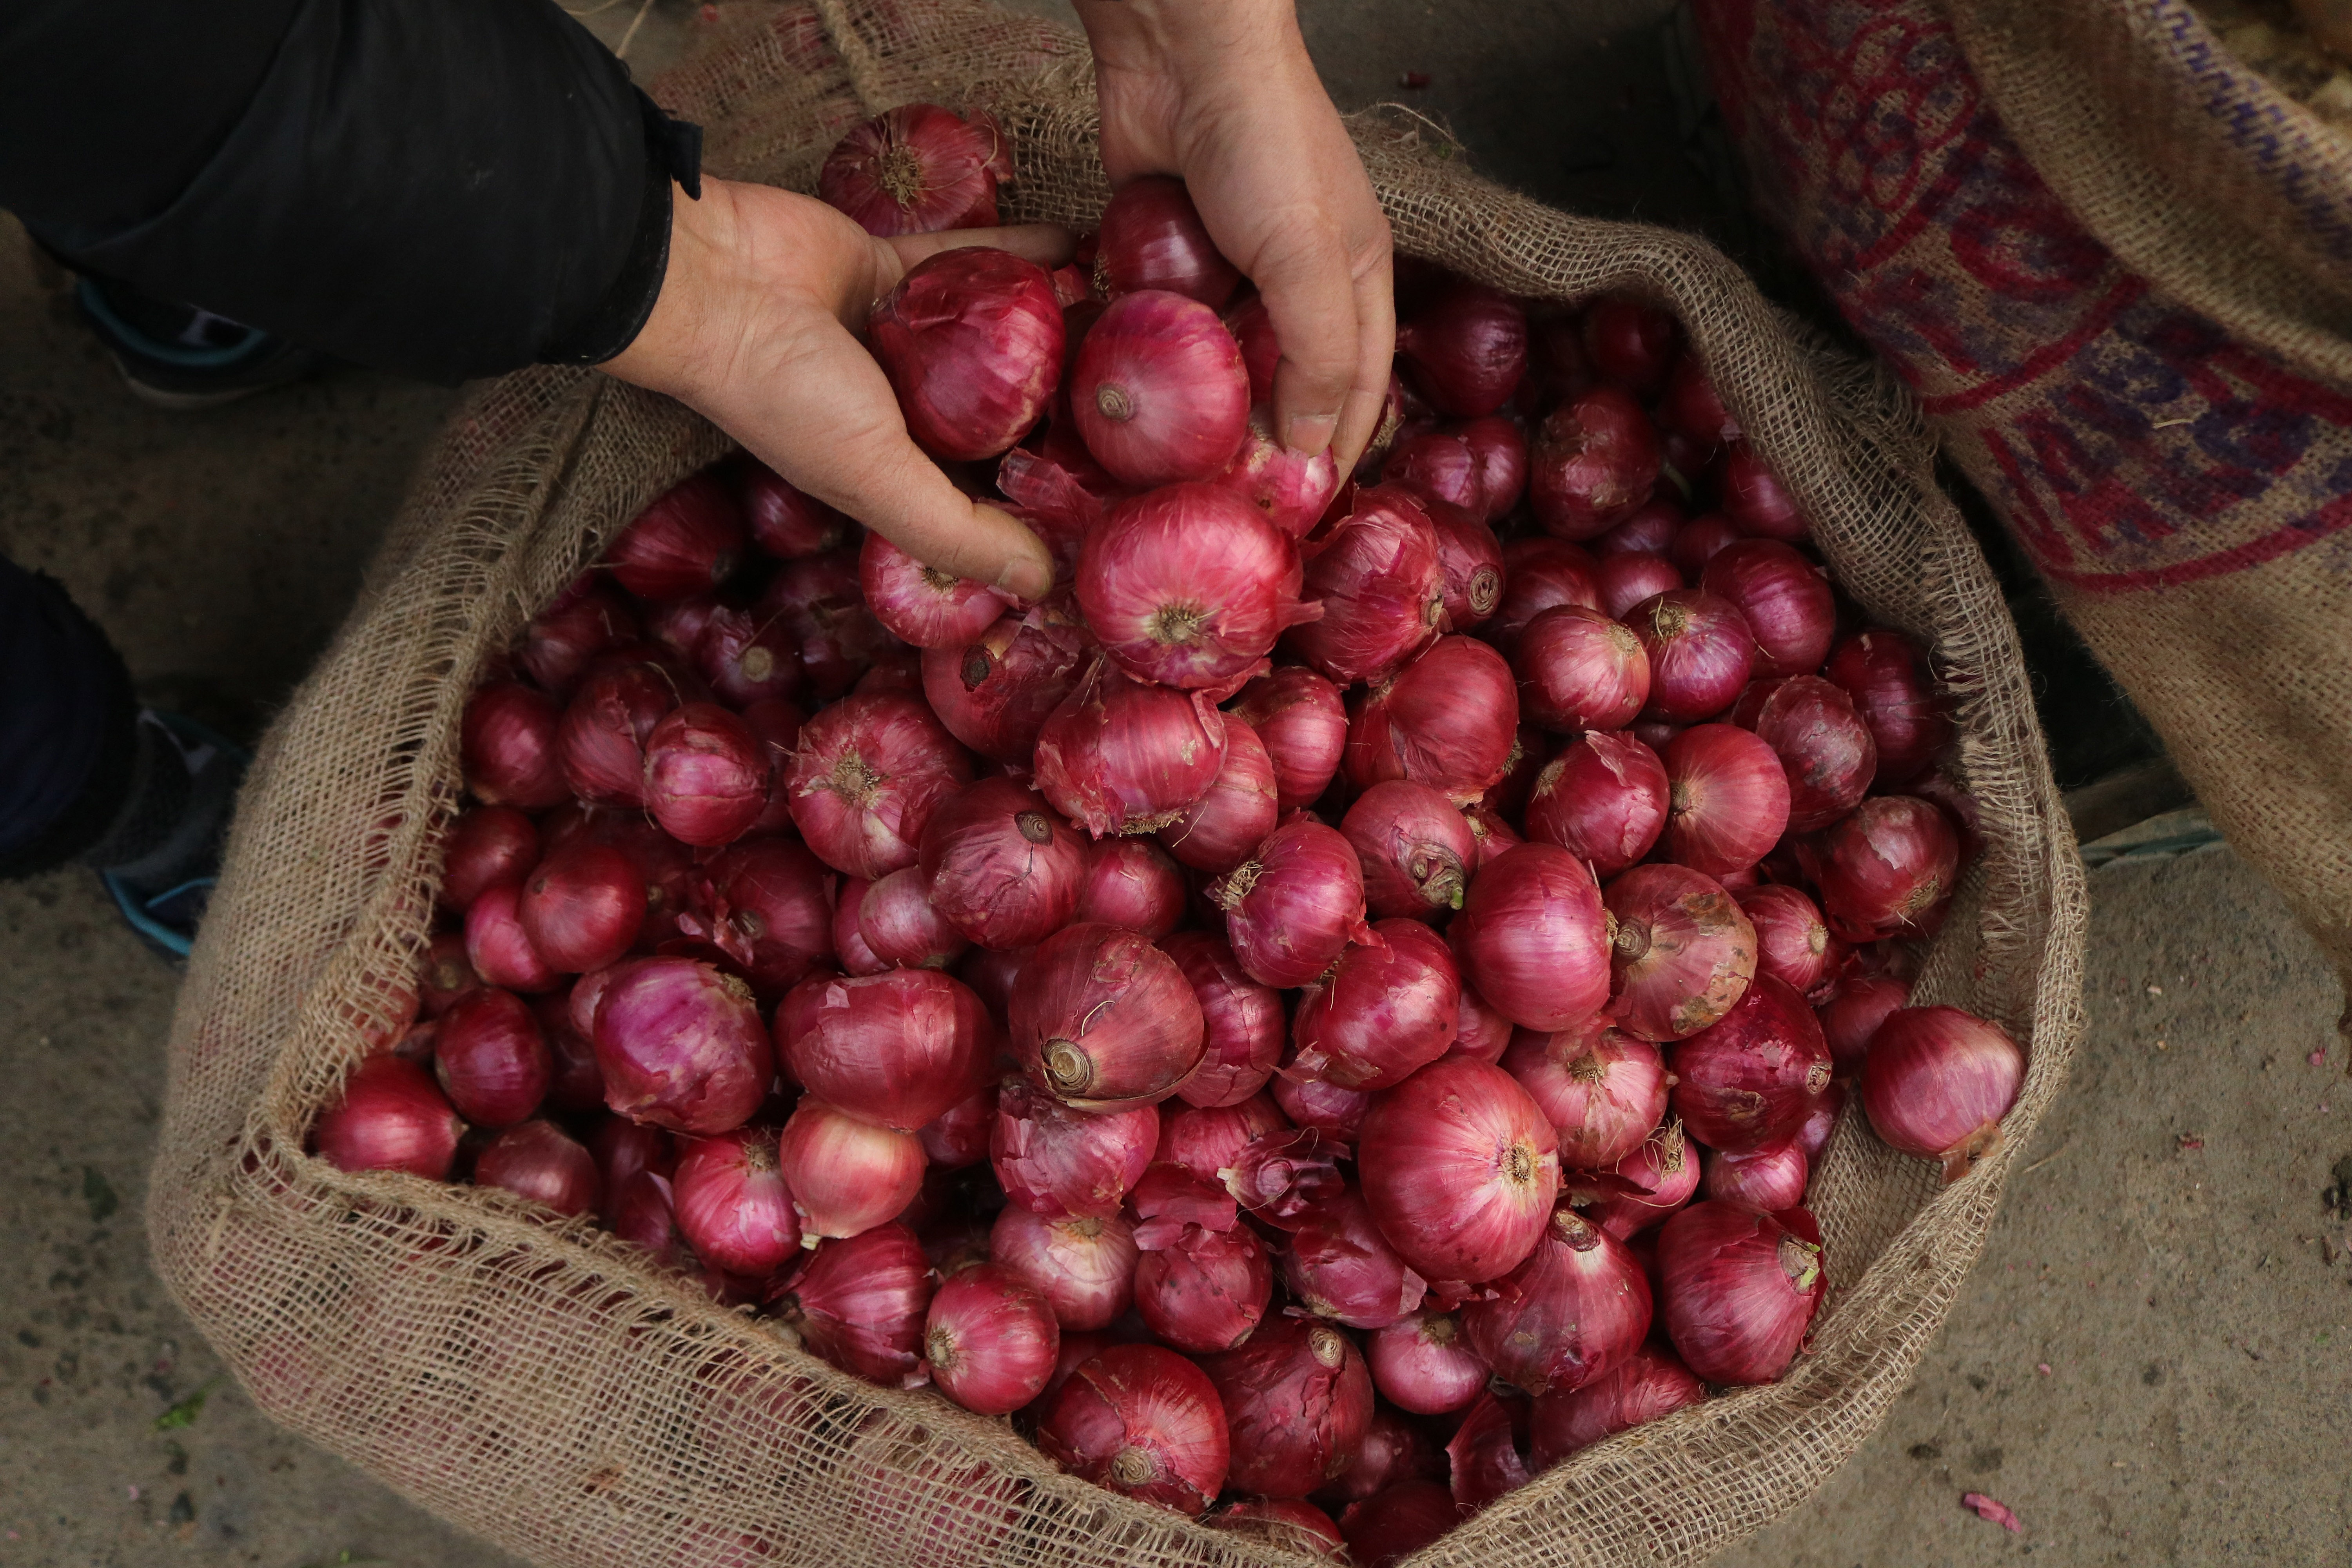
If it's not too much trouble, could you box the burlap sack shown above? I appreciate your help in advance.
[1696,0,2352,1022]
[146,3,2084,1563]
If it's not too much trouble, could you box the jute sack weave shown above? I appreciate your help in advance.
[1697,0,2352,1022]
[146,3,2084,1563]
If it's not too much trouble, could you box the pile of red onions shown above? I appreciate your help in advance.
[337,156,2023,1543]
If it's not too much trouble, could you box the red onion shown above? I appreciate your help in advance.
[1133,1212,1272,1354]
[605,472,745,601]
[1512,605,1650,734]
[1360,1058,1561,1284]
[530,991,603,1112]
[922,604,1091,764]
[1701,539,1834,679]
[314,1056,464,1179]
[1201,1316,1374,1499]
[1286,487,1446,685]
[1078,485,1305,689]
[1595,551,1684,621]
[1793,1078,1845,1165]
[1668,513,1743,577]
[1670,974,1832,1154]
[785,692,972,879]
[776,1099,926,1241]
[1339,1482,1463,1568]
[1860,1005,2025,1180]
[1529,1345,1707,1467]
[818,103,1008,236]
[1318,1405,1445,1505]
[1010,923,1205,1109]
[686,837,834,995]
[419,933,482,1018]
[1604,863,1757,1042]
[1490,537,1601,651]
[1597,497,1684,556]
[734,458,848,559]
[1580,1116,1700,1238]
[857,532,1008,650]
[1503,1020,1670,1170]
[756,547,896,701]
[1818,973,1913,1077]
[1159,933,1284,1108]
[697,619,804,730]
[434,987,551,1128]
[991,1078,1158,1218]
[471,1119,599,1216]
[1822,639,1948,794]
[1158,715,1283,875]
[465,882,559,994]
[1282,1186,1430,1328]
[1628,589,1755,721]
[1734,675,1875,833]
[917,777,1084,949]
[1034,659,1227,838]
[1223,1126,1349,1226]
[1271,1075,1372,1144]
[1396,280,1527,417]
[556,658,677,807]
[869,247,1063,461]
[1206,1499,1345,1558]
[779,969,991,1131]
[671,1125,801,1274]
[1228,666,1348,810]
[1156,1092,1289,1182]
[1459,414,1529,519]
[1342,780,1477,920]
[1365,1312,1485,1414]
[1659,355,1740,452]
[1384,428,1486,515]
[1452,842,1612,1031]
[1739,884,1841,998]
[1426,500,1505,630]
[461,681,568,809]
[1466,1207,1651,1394]
[1344,635,1521,804]
[591,956,773,1134]
[993,1206,1140,1334]
[769,1223,935,1387]
[853,864,969,969]
[517,579,636,698]
[1661,724,1791,877]
[1211,817,1371,989]
[1530,387,1662,541]
[1036,1342,1229,1515]
[1702,1138,1809,1210]
[439,806,539,914]
[1715,443,1807,541]
[589,1114,675,1210]
[1581,295,1681,396]
[1446,1388,1534,1509]
[1071,290,1250,486]
[646,595,725,663]
[609,1170,683,1264]
[924,1262,1061,1416]
[1215,407,1344,537]
[1451,984,1515,1064]
[1657,1201,1824,1383]
[1523,731,1669,878]
[1804,795,1960,941]
[1095,175,1242,307]
[917,1083,996,1169]
[818,881,878,976]
[1073,836,1188,936]
[1290,919,1461,1091]
[517,841,645,974]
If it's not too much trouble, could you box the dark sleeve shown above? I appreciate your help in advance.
[0,0,701,382]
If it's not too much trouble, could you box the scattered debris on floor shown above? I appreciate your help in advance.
[1962,1491,2024,1533]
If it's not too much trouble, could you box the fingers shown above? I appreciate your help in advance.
[1331,247,1398,474]
[879,223,1076,279]
[1255,209,1365,460]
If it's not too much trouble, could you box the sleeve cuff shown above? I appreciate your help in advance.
[541,91,704,367]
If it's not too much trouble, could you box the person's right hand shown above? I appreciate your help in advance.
[601,176,1067,602]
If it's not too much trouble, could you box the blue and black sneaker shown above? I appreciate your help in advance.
[91,710,251,960]
[75,276,320,410]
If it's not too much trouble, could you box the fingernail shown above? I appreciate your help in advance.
[994,554,1052,603]
[1284,412,1339,458]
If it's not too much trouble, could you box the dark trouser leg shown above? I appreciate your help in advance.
[0,559,142,879]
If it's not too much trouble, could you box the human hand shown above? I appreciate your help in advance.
[1076,0,1393,470]
[601,177,1069,601]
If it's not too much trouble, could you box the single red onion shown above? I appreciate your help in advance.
[517,840,646,974]
[1628,589,1755,722]
[1078,485,1308,689]
[1317,1405,1445,1506]
[917,776,1084,949]
[1670,974,1832,1155]
[869,247,1063,461]
[530,991,604,1113]
[917,1083,997,1169]
[990,1078,1158,1218]
[1095,176,1243,307]
[769,1223,935,1387]
[1597,497,1685,556]
[1860,1005,2025,1180]
[1701,539,1834,679]
[1290,919,1461,1091]
[1458,414,1529,519]
[1036,1342,1229,1515]
[434,987,551,1128]
[1668,513,1744,577]
[1133,1212,1272,1354]
[1201,1315,1374,1500]
[1528,1345,1707,1467]
[1739,884,1842,999]
[1229,665,1348,811]
[472,1120,599,1216]
[1595,551,1685,621]
[1344,635,1521,804]
[1512,604,1651,734]
[1604,864,1758,1042]
[557,658,679,808]
[1159,933,1285,1109]
[853,864,969,969]
[1158,717,1280,874]
[1286,488,1446,686]
[1446,1388,1534,1510]
[818,103,1009,236]
[314,1056,464,1179]
[438,806,539,914]
[1271,1074,1373,1144]
[1466,1206,1651,1395]
[1504,1020,1670,1170]
[778,969,991,1131]
[1215,406,1344,537]
[775,1099,926,1242]
[1281,1186,1430,1329]
[1715,443,1807,541]
[1523,731,1669,879]
[1211,817,1371,990]
[671,1125,802,1274]
[1365,1312,1486,1415]
[1734,675,1876,832]
[1490,537,1600,651]
[1342,780,1477,921]
[1658,354,1740,453]
[857,531,1008,650]
[1206,1499,1345,1559]
[1155,1092,1289,1182]
[465,882,560,994]
[605,472,745,601]
[922,604,1092,764]
[1010,923,1205,1110]
[686,837,834,995]
[785,691,973,880]
[1581,296,1681,397]
[1073,835,1189,936]
[991,1205,1141,1330]
[645,595,726,663]
[734,459,848,559]
[517,579,637,699]
[1657,1201,1824,1383]
[589,1114,676,1214]
[1225,296,1279,402]
[756,546,897,701]
[1396,280,1527,417]
[1222,1127,1349,1227]
[1425,500,1505,630]
[591,956,773,1134]
[923,1262,1061,1416]
[608,1170,684,1264]
[1823,629,1949,783]
[1803,795,1960,942]
[461,681,569,810]
[1450,984,1515,1065]
[1339,1482,1464,1568]
[1792,1078,1845,1165]
[1579,1116,1701,1238]
[1702,1138,1809,1210]
[1818,973,1913,1077]
[1452,842,1612,1031]
[1034,658,1228,838]
[1360,1058,1561,1284]
[1384,429,1486,515]
[1661,724,1792,877]
[1071,290,1250,486]
[1530,387,1662,541]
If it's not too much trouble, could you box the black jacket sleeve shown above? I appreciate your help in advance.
[0,0,701,382]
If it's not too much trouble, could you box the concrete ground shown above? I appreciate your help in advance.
[4,2,2347,1564]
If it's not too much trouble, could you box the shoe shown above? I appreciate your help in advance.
[96,711,251,960]
[74,277,320,410]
